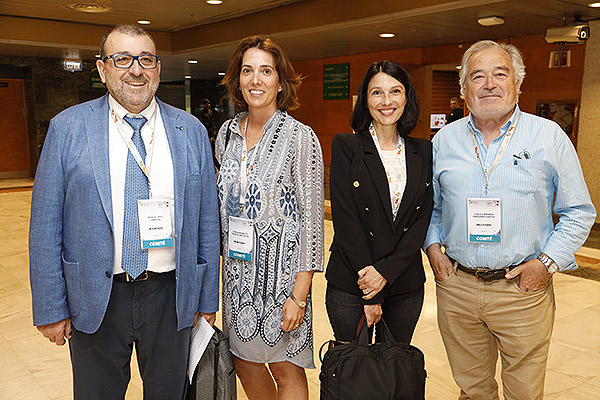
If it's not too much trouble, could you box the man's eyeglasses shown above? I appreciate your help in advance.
[102,54,159,69]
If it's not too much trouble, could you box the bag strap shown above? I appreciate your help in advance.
[213,119,232,170]
[374,317,399,348]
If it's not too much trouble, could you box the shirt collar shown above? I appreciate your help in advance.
[108,95,157,130]
[467,104,521,138]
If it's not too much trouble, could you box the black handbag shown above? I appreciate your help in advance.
[185,327,237,400]
[319,316,426,400]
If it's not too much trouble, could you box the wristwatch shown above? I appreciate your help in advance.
[537,253,559,274]
[289,293,307,308]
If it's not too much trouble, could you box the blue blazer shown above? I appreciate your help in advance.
[29,94,220,334]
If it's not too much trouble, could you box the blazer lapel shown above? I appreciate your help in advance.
[361,133,394,226]
[158,100,187,239]
[394,137,422,228]
[86,94,114,229]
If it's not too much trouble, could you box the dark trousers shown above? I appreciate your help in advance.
[325,283,424,344]
[69,271,191,400]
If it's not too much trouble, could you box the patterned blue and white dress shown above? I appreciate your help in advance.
[215,110,324,368]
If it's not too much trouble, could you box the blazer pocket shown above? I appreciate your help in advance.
[61,254,80,317]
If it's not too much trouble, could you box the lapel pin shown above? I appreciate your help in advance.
[176,126,184,130]
[353,181,360,188]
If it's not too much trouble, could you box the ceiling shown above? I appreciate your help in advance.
[1,0,599,81]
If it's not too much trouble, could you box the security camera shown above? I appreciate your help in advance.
[544,25,590,44]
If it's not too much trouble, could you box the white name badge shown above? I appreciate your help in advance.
[228,216,253,261]
[137,199,174,249]
[467,198,501,243]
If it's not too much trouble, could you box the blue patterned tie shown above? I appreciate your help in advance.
[121,116,148,279]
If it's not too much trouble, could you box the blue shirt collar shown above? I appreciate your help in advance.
[467,105,521,140]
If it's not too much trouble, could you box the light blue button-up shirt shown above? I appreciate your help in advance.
[425,106,595,271]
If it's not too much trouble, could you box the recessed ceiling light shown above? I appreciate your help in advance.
[478,16,505,26]
[63,2,114,13]
[206,0,223,4]
[138,20,151,25]
[379,33,395,38]
[185,75,192,79]
[188,60,198,64]
[217,71,226,76]
[589,2,600,7]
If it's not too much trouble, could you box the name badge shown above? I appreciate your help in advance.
[467,198,501,243]
[137,199,174,249]
[228,216,253,261]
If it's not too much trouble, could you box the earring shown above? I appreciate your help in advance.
[278,87,282,92]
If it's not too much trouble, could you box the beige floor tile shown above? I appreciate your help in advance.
[0,377,51,400]
[30,356,73,399]
[545,369,595,399]
[0,281,31,322]
[0,313,38,342]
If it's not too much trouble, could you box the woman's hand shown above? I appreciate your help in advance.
[363,304,383,327]
[358,266,387,300]
[281,297,306,332]
[281,271,314,332]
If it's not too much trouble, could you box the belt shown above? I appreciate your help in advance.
[456,264,516,282]
[113,270,166,283]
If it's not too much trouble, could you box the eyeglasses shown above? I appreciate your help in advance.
[102,54,159,69]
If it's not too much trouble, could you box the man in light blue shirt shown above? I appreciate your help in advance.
[425,40,595,400]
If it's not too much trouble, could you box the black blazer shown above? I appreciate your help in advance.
[326,131,433,304]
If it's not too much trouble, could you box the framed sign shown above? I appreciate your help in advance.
[323,63,349,100]
[536,100,579,147]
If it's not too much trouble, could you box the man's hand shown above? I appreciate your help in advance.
[37,318,72,346]
[426,243,454,281]
[357,266,387,300]
[505,259,551,291]
[363,304,383,327]
[194,312,216,327]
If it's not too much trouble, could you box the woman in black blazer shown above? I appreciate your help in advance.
[326,60,433,343]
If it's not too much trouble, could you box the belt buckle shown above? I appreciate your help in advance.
[474,268,489,280]
[126,271,149,282]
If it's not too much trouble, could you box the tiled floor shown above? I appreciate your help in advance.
[1,189,600,399]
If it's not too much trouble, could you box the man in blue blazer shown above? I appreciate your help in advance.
[29,24,220,399]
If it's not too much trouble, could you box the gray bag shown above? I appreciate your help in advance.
[185,327,236,400]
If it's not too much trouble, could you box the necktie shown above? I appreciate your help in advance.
[121,115,148,279]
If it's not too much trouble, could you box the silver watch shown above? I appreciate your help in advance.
[537,253,558,274]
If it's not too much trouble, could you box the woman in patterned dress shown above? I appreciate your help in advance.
[216,35,324,400]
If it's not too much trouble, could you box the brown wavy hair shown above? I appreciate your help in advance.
[222,34,302,112]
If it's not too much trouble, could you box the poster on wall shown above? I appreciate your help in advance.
[323,63,349,100]
[536,100,579,148]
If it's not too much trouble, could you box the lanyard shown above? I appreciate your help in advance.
[469,113,521,196]
[369,123,404,215]
[239,117,260,212]
[112,109,157,197]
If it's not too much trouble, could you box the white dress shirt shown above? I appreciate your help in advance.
[108,95,175,274]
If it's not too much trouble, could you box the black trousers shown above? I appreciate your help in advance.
[69,271,191,400]
[325,283,424,344]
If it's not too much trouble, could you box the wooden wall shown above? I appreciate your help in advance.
[289,34,586,167]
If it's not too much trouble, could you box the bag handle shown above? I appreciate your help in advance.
[354,315,400,347]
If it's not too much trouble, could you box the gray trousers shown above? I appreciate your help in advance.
[69,271,191,400]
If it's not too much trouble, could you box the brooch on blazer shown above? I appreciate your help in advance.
[353,181,360,188]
